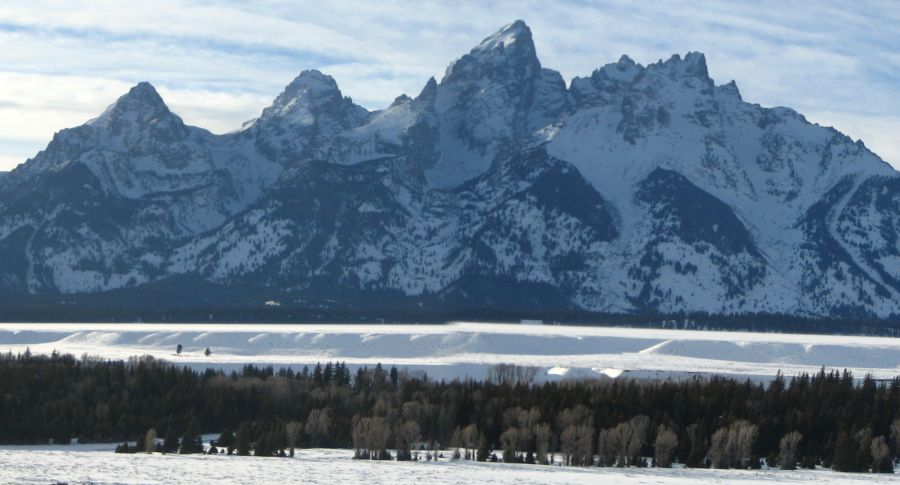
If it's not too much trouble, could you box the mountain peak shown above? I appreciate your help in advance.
[473,19,531,52]
[113,82,168,112]
[652,52,710,80]
[90,81,177,131]
[617,54,636,66]
[268,70,343,116]
[250,68,371,132]
[285,70,339,93]
[127,81,161,97]
[442,19,540,83]
[247,69,369,161]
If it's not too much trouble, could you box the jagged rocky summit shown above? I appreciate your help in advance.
[1,20,898,320]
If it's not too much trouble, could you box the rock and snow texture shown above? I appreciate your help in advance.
[0,20,899,319]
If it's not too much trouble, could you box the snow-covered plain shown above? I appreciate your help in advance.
[0,445,894,485]
[4,322,900,483]
[2,322,900,381]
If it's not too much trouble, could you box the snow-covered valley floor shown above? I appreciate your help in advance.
[2,321,900,381]
[3,322,900,483]
[0,446,895,484]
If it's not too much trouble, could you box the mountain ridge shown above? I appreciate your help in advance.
[1,20,898,321]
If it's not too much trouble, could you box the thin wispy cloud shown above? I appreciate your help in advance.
[0,0,897,170]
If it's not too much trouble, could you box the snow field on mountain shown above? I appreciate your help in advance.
[0,445,895,484]
[2,322,900,381]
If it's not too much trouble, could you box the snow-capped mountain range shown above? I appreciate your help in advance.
[1,20,898,319]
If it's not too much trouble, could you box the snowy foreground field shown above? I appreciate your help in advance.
[0,445,895,485]
[2,321,900,381]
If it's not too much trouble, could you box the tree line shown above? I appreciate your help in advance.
[3,290,900,337]
[1,350,898,473]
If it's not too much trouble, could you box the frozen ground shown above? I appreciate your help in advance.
[2,322,900,381]
[0,445,895,484]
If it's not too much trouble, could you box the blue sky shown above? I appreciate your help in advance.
[0,0,897,170]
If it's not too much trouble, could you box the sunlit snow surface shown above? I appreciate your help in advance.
[2,322,900,381]
[4,323,900,483]
[0,446,895,484]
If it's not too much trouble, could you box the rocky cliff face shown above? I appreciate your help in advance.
[1,21,897,319]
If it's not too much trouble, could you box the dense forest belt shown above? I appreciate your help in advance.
[1,351,898,473]
[2,292,900,337]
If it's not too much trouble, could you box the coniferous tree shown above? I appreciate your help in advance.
[217,428,235,451]
[179,417,202,454]
[476,433,490,462]
[162,428,179,454]
[684,424,708,468]
[133,432,146,453]
[235,423,251,456]
[390,367,399,388]
[832,432,859,472]
[4,352,900,472]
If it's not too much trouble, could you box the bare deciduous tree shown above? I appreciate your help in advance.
[734,421,758,468]
[534,423,552,465]
[395,420,420,461]
[516,407,540,457]
[778,431,802,470]
[144,428,157,454]
[557,405,592,431]
[558,405,593,467]
[305,408,331,445]
[518,408,541,429]
[854,427,873,452]
[560,424,593,466]
[709,427,729,469]
[461,424,478,460]
[871,435,892,473]
[624,415,650,466]
[597,428,616,467]
[560,425,577,466]
[487,364,539,385]
[369,417,391,460]
[708,420,758,469]
[599,415,650,467]
[285,420,302,457]
[500,427,520,463]
[574,424,594,467]
[352,416,390,460]
[891,419,900,459]
[654,425,678,468]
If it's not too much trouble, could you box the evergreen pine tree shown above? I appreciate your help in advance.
[476,433,490,462]
[179,417,202,454]
[217,428,235,449]
[235,423,251,456]
[832,432,859,472]
[162,428,179,454]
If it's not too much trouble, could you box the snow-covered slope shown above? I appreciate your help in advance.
[5,322,900,381]
[542,52,897,316]
[0,83,281,294]
[0,20,898,319]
